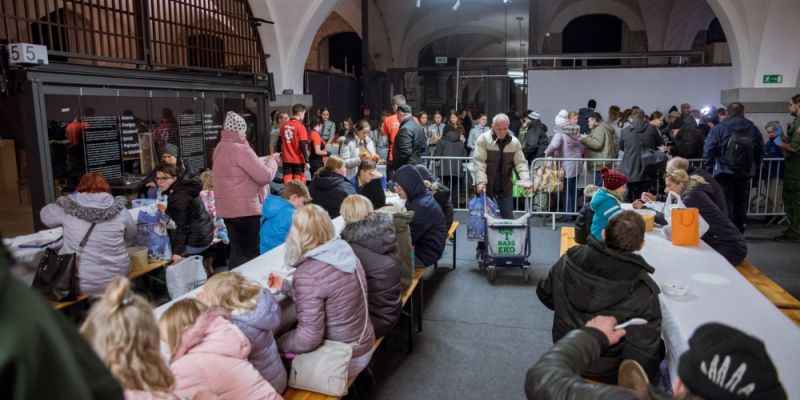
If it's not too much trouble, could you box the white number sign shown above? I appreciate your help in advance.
[9,43,49,65]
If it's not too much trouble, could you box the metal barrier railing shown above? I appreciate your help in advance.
[420,155,786,224]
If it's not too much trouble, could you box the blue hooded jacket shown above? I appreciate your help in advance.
[394,165,446,266]
[259,195,294,254]
[703,116,764,177]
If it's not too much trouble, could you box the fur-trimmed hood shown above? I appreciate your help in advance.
[55,192,127,223]
[340,212,397,256]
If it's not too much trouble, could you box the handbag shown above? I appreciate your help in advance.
[32,223,96,301]
[288,267,371,396]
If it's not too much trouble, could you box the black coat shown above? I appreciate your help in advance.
[536,237,664,383]
[671,125,705,159]
[164,176,214,254]
[619,120,663,182]
[394,165,446,267]
[523,120,549,162]
[393,117,427,169]
[309,171,356,219]
[434,127,467,176]
[688,166,727,215]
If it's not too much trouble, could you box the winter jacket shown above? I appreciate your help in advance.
[163,176,214,255]
[688,166,727,215]
[341,213,403,337]
[320,120,336,142]
[359,177,387,210]
[394,165,447,267]
[671,125,705,159]
[523,120,549,163]
[655,184,747,265]
[467,125,490,155]
[589,188,623,240]
[619,120,663,182]
[430,182,455,229]
[536,237,664,383]
[212,131,278,219]
[580,122,618,174]
[229,288,287,393]
[578,107,593,135]
[0,245,125,400]
[525,328,648,400]
[434,127,467,176]
[259,196,294,254]
[703,116,765,178]
[392,117,427,169]
[377,206,415,289]
[351,174,387,192]
[546,125,585,178]
[309,171,356,219]
[170,307,281,400]
[124,391,179,400]
[473,132,531,198]
[340,135,377,179]
[278,238,376,364]
[40,192,136,295]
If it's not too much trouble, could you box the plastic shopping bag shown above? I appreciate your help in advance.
[166,255,208,299]
[662,191,709,243]
[467,192,499,241]
[133,206,172,260]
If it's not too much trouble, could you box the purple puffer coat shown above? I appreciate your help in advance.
[545,124,586,178]
[277,238,375,361]
[229,288,287,393]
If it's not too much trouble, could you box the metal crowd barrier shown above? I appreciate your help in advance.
[420,156,786,225]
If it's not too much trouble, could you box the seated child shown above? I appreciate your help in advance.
[199,170,229,245]
[259,180,311,254]
[536,211,663,384]
[201,272,287,393]
[159,299,281,400]
[590,168,627,240]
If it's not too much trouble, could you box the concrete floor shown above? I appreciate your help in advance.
[369,213,800,400]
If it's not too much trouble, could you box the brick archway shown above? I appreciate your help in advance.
[305,11,358,71]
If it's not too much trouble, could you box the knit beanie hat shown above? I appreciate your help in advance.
[555,109,569,126]
[600,167,627,191]
[161,143,179,158]
[223,111,247,138]
[678,323,786,400]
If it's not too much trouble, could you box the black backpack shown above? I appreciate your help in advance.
[574,205,594,244]
[721,125,755,175]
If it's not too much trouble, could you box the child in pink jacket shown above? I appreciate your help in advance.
[159,299,282,400]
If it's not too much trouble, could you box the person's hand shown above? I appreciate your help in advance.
[195,291,207,305]
[476,183,485,193]
[585,315,626,346]
[146,182,156,188]
[632,200,644,209]
[579,134,588,140]
[171,254,182,263]
[267,272,284,291]
[156,203,166,213]
[268,153,281,163]
[641,192,657,202]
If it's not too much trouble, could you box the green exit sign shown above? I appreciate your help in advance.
[763,74,783,84]
[435,56,448,64]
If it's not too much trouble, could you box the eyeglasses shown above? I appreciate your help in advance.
[155,176,174,182]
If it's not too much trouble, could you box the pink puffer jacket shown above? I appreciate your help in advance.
[277,238,375,360]
[212,131,277,219]
[170,307,282,400]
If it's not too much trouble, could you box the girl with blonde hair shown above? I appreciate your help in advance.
[80,277,181,400]
[268,204,375,378]
[201,272,287,393]
[159,299,280,399]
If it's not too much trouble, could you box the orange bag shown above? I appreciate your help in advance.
[671,208,700,246]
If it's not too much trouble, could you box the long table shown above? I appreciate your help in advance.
[639,228,800,398]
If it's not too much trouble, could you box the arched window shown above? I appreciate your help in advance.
[707,18,727,44]
[30,9,69,62]
[562,14,623,66]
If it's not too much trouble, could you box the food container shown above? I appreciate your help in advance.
[128,246,148,269]
[661,280,690,297]
[634,209,657,232]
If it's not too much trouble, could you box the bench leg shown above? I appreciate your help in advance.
[416,279,424,333]
[452,235,457,270]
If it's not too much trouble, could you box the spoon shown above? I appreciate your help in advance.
[615,318,648,330]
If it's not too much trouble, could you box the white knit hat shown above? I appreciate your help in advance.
[223,111,247,138]
[555,109,569,126]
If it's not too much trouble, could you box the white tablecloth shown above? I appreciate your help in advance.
[639,228,800,398]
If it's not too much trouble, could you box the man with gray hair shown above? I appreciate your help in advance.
[473,113,532,219]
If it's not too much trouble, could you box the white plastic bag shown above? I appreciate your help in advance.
[662,191,710,240]
[166,255,207,299]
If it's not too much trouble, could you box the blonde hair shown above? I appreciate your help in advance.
[340,194,374,224]
[285,204,335,266]
[159,299,207,358]
[203,272,261,313]
[567,111,579,121]
[316,156,345,177]
[665,169,707,190]
[80,278,175,393]
[282,179,310,201]
[200,170,213,191]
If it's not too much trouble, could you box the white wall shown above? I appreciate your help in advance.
[527,66,733,128]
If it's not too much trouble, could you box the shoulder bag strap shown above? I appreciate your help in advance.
[78,223,97,249]
[354,265,370,344]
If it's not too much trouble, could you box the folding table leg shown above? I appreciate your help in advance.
[416,280,424,333]
[452,235,457,270]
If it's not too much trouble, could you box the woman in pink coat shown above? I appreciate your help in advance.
[212,111,279,268]
[545,110,586,216]
[160,299,282,400]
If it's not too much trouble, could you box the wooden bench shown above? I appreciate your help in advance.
[283,267,427,400]
[560,226,578,256]
[434,221,459,270]
[781,308,800,327]
[53,259,170,310]
[735,260,800,310]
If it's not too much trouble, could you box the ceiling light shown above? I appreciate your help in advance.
[453,0,461,11]
[503,0,510,3]
[416,0,421,7]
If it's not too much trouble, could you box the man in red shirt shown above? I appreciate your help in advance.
[383,94,407,177]
[279,104,311,184]
[308,117,329,175]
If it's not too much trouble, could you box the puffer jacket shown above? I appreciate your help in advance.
[278,238,375,363]
[377,206,415,289]
[536,237,663,383]
[170,307,281,400]
[525,328,653,400]
[340,213,402,337]
[212,130,278,218]
[229,288,287,393]
[394,165,447,267]
[340,135,378,179]
[619,120,663,182]
[309,171,356,219]
[40,192,136,295]
[259,195,294,254]
[434,127,467,176]
[589,188,623,240]
[580,122,618,173]
[164,176,214,255]
[546,125,585,178]
[473,132,531,198]
[393,117,427,168]
[688,166,727,215]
